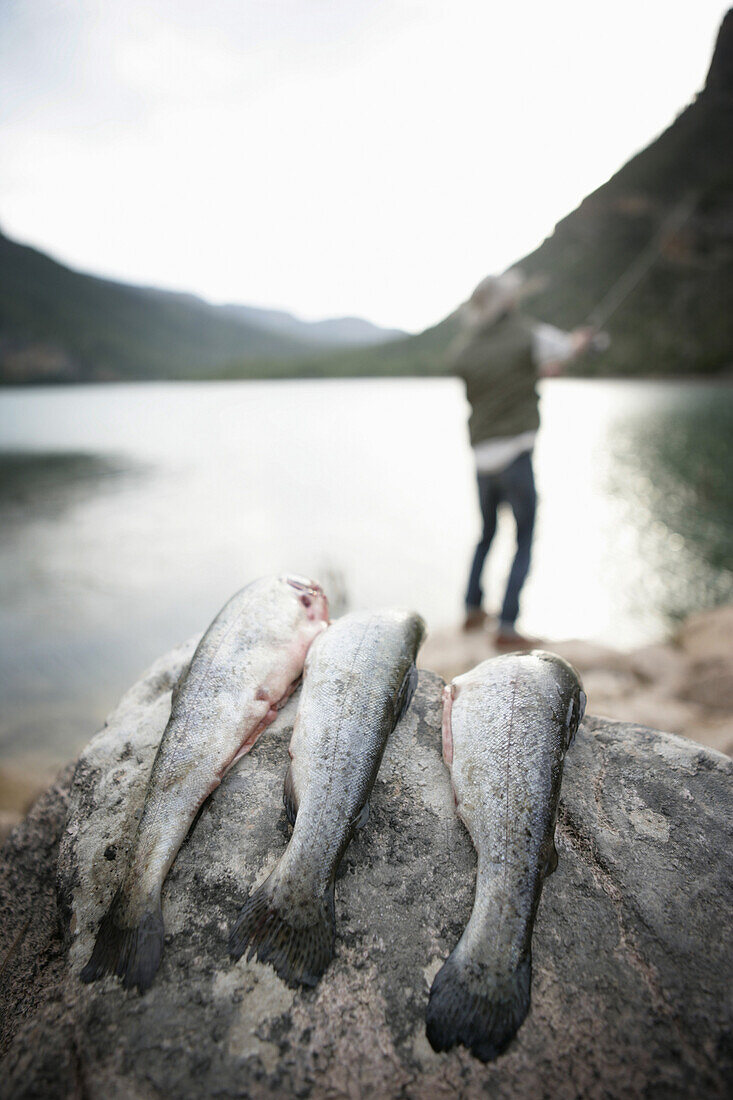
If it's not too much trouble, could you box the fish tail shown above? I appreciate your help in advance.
[229,871,335,988]
[425,950,531,1062]
[80,887,164,994]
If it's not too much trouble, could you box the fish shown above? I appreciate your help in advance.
[426,650,585,1062]
[81,574,329,993]
[229,607,426,988]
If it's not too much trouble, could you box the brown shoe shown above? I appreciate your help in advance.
[462,609,490,633]
[495,626,540,649]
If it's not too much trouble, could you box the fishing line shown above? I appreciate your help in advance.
[585,193,697,334]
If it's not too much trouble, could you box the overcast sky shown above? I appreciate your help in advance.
[1,1,729,331]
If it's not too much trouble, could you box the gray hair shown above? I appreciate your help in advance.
[459,268,531,329]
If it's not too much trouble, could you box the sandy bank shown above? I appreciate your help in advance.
[419,603,733,759]
[1,603,731,843]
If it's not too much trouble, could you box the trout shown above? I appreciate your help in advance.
[81,574,329,993]
[426,650,585,1061]
[229,608,426,987]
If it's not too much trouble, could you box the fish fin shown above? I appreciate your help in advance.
[277,672,302,708]
[80,888,164,994]
[187,795,211,839]
[170,665,188,707]
[394,664,419,727]
[354,800,370,831]
[442,683,455,765]
[425,951,531,1062]
[578,688,587,722]
[283,765,299,827]
[565,687,586,748]
[229,874,335,989]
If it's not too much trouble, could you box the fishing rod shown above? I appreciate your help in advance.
[585,193,697,345]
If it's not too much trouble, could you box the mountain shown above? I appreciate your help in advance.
[515,9,733,376]
[219,304,405,347]
[3,11,730,384]
[0,232,402,383]
[242,9,731,382]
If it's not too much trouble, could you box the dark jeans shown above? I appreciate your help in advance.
[465,450,537,626]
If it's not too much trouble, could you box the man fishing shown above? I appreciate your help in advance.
[452,269,597,647]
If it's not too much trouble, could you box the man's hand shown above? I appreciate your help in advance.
[539,359,565,378]
[571,326,597,354]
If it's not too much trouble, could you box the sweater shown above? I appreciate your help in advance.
[451,311,540,446]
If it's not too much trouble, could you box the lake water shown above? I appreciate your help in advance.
[1,377,732,767]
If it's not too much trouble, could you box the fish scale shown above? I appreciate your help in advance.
[80,574,329,993]
[229,607,426,988]
[427,649,585,1062]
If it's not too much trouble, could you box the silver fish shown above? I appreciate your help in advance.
[81,574,329,992]
[426,650,585,1062]
[229,607,426,987]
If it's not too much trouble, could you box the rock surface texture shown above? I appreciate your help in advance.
[1,641,732,1098]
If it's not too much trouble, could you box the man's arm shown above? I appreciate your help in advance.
[532,322,597,377]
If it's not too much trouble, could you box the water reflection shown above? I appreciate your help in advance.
[0,451,141,523]
[0,450,145,765]
[606,385,733,628]
[0,379,731,766]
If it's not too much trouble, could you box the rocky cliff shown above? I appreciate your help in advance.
[262,10,733,381]
[516,10,733,376]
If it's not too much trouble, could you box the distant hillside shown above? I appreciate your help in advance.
[243,10,732,382]
[0,233,306,382]
[0,233,401,383]
[3,11,731,385]
[214,314,458,380]
[516,8,733,377]
[220,303,405,347]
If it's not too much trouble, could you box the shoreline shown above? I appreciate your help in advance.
[419,602,733,760]
[2,602,731,843]
[2,372,733,389]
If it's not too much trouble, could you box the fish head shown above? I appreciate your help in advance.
[282,575,330,625]
[530,650,586,747]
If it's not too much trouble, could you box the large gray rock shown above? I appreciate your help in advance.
[1,641,731,1098]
